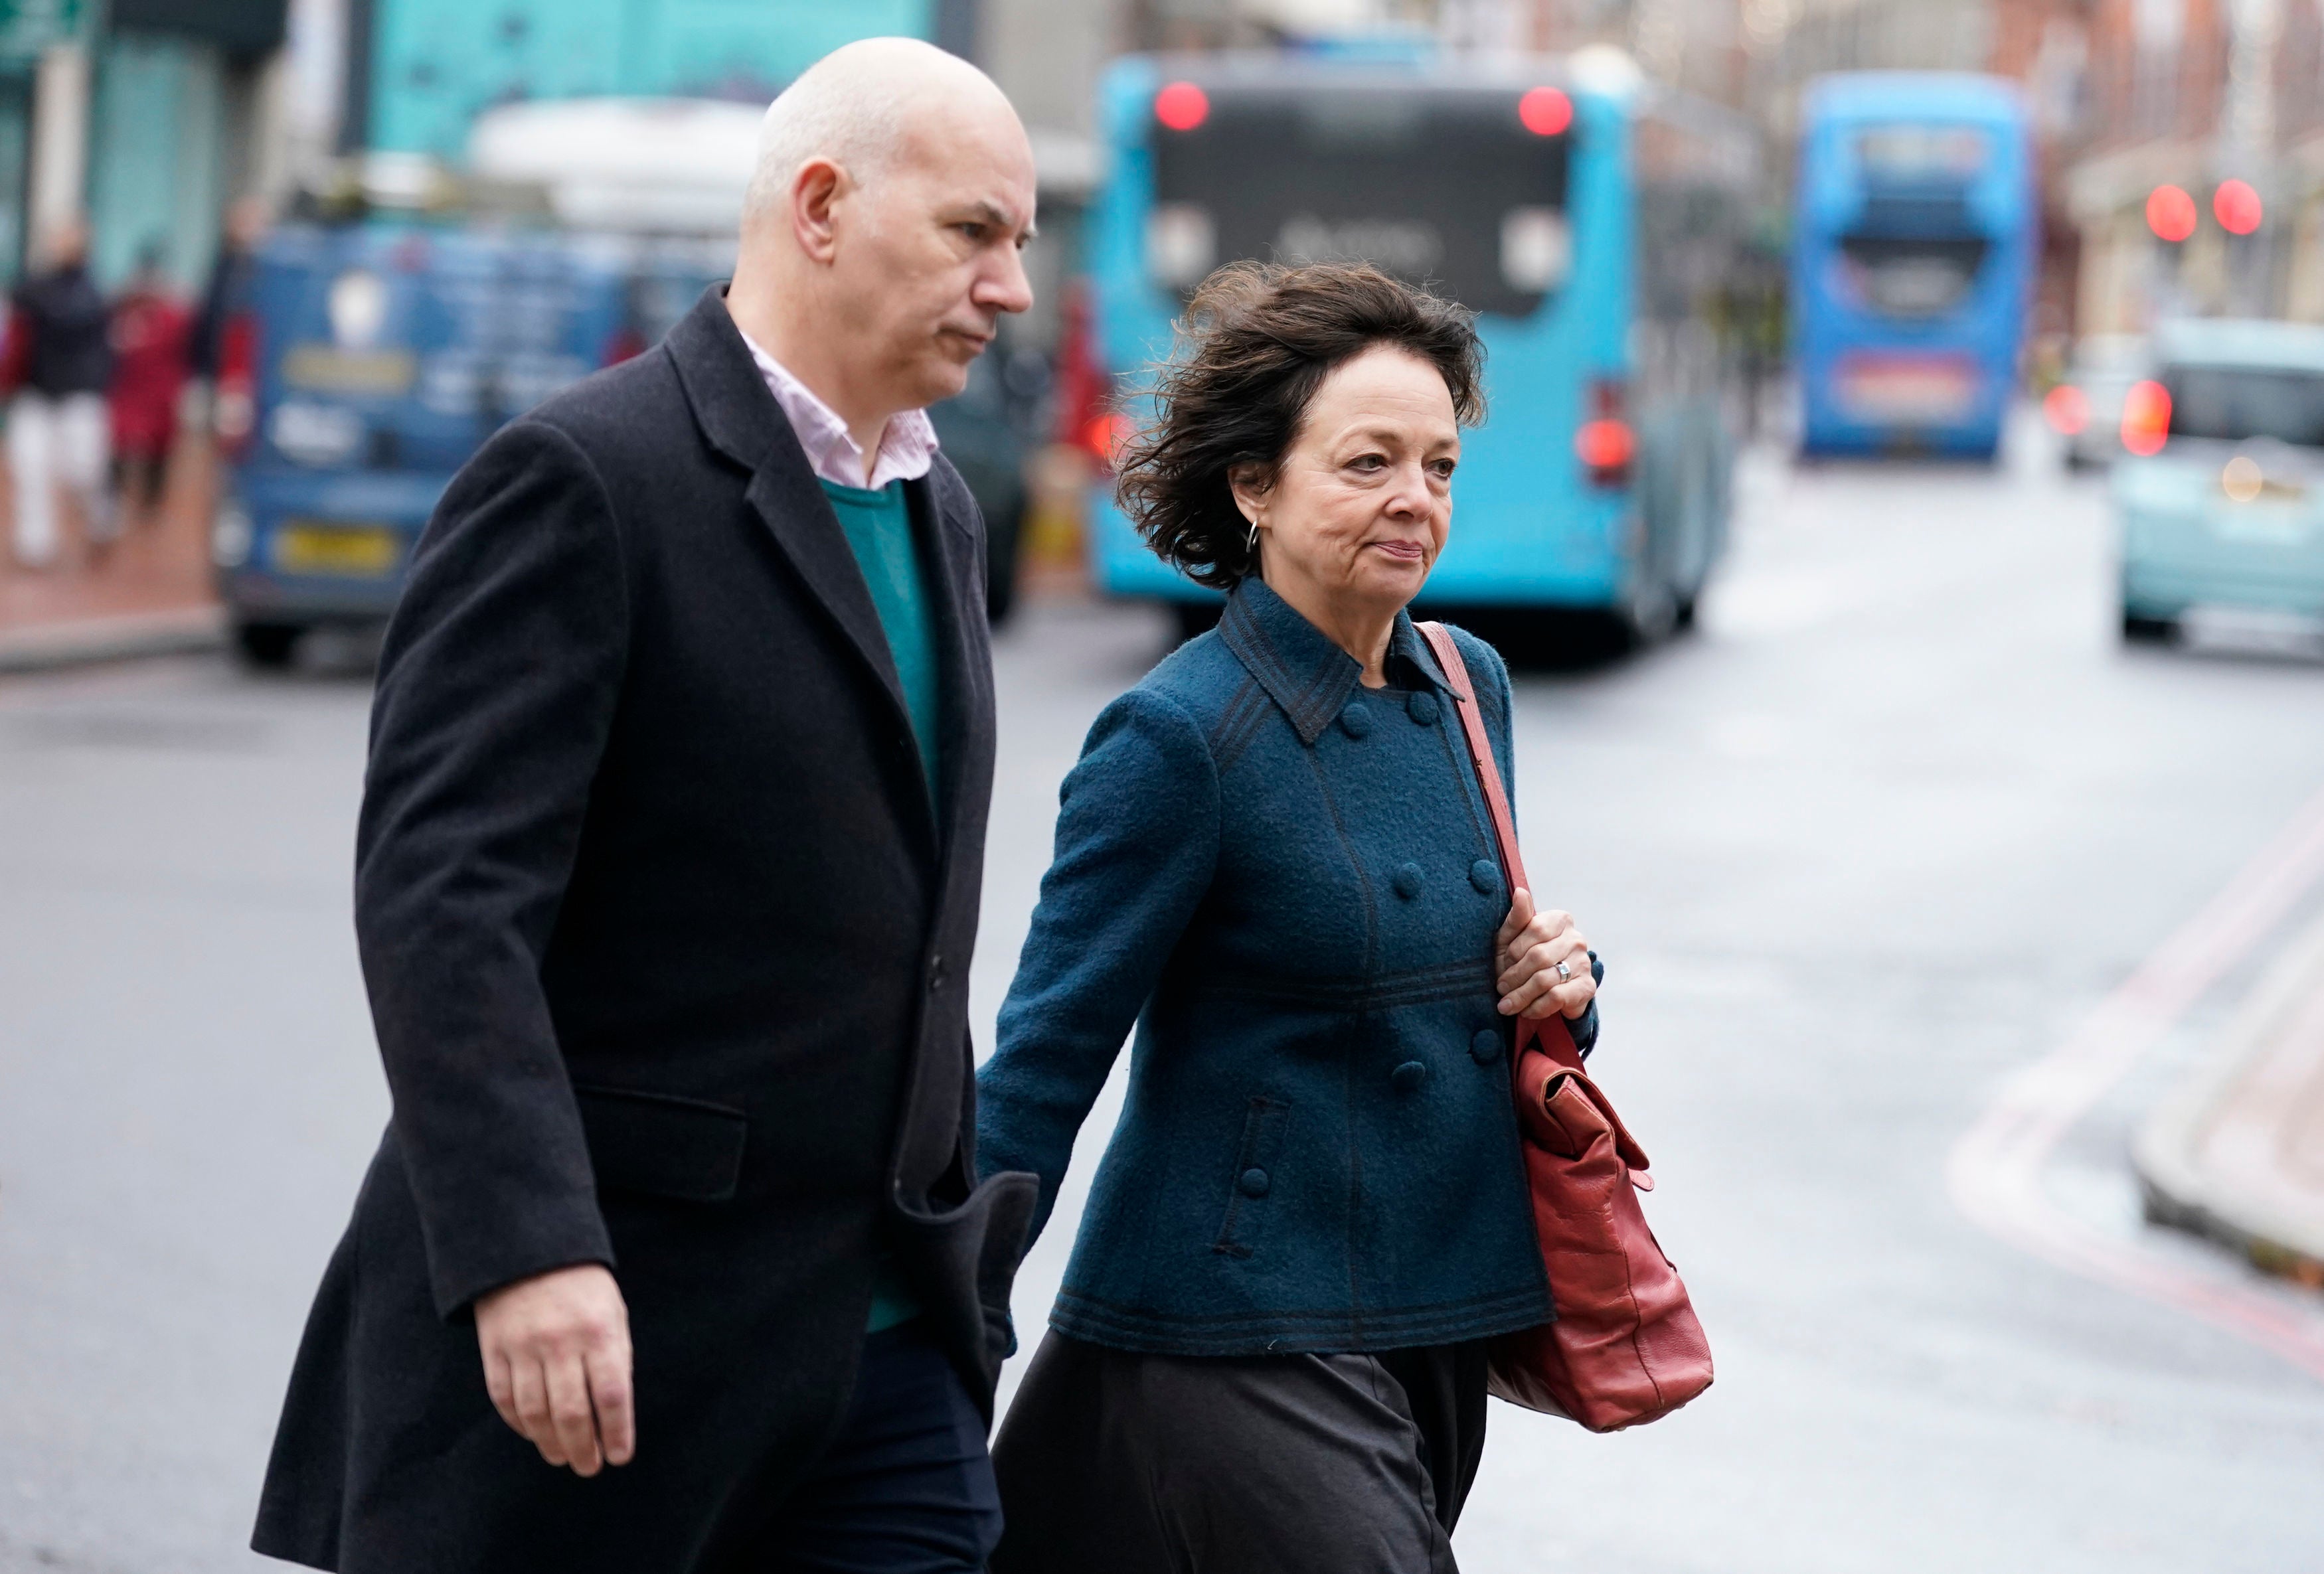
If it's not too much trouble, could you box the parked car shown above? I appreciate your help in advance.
[2113,319,2324,642]
[2046,333,2146,470]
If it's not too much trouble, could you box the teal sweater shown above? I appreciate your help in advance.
[822,477,939,1333]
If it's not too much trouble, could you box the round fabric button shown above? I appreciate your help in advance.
[1340,701,1373,739]
[1390,862,1424,900]
[1238,1167,1270,1198]
[1469,1028,1503,1063]
[1469,858,1500,896]
[1391,1060,1428,1092]
[1406,691,1440,726]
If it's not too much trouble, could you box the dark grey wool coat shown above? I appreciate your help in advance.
[252,289,1035,1573]
[978,579,1595,1358]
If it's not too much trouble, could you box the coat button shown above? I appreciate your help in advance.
[1391,1060,1428,1092]
[1407,691,1440,726]
[1470,1028,1503,1063]
[1238,1167,1270,1198]
[1469,858,1500,896]
[1390,862,1424,900]
[1340,701,1372,739]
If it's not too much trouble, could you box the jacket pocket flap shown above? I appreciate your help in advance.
[574,1084,748,1204]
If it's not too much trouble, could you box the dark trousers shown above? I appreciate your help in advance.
[734,1322,1004,1573]
[989,1331,1490,1574]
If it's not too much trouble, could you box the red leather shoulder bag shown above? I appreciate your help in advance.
[1419,622,1714,1433]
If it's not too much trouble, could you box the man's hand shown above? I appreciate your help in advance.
[474,1263,635,1476]
[1495,888,1596,1022]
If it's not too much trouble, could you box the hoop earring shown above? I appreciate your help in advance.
[1246,519,1259,553]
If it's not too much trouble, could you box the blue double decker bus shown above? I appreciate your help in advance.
[1791,72,2034,460]
[1078,51,1759,644]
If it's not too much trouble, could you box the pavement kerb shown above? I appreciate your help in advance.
[0,605,226,675]
[2135,909,2324,1285]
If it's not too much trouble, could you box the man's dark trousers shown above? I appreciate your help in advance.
[738,1322,1004,1573]
[250,287,1034,1573]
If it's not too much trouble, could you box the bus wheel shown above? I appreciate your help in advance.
[234,620,304,669]
[2120,609,2177,645]
[1623,581,1680,647]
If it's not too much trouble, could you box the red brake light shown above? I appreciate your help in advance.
[1081,412,1132,473]
[1577,378,1631,487]
[1155,81,1209,133]
[2145,185,2197,243]
[1518,87,1572,137]
[2042,384,2089,436]
[1576,419,1634,475]
[215,311,259,459]
[2121,380,2171,456]
[2213,179,2262,236]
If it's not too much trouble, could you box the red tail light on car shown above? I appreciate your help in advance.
[2042,383,2088,435]
[2121,379,2171,456]
[1575,379,1633,487]
[215,311,260,460]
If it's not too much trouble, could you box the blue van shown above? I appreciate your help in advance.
[211,223,649,664]
[214,219,1038,664]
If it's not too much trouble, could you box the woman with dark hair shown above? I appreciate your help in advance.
[977,261,1604,1572]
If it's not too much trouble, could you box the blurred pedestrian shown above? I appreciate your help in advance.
[252,37,1038,1574]
[3,219,115,568]
[193,196,264,384]
[975,261,1604,1574]
[108,240,193,520]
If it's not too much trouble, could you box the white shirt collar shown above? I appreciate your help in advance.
[740,332,940,492]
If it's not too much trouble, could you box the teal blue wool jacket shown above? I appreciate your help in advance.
[978,578,1598,1356]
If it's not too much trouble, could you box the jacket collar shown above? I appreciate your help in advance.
[1216,578,1455,746]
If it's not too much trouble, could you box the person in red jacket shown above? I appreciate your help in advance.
[108,242,193,522]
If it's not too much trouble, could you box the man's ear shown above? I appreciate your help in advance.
[789,158,847,266]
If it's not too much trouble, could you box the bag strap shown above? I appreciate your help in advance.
[1418,621,1586,1075]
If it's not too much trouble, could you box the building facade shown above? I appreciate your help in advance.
[2068,0,2320,331]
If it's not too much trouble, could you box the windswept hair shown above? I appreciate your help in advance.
[1114,262,1485,590]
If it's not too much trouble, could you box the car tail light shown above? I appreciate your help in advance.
[2121,379,2171,456]
[215,311,259,460]
[1575,379,1633,487]
[2042,383,2088,436]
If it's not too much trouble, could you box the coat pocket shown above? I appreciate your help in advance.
[1212,1095,1291,1259]
[573,1083,749,1203]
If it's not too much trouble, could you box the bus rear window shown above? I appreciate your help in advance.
[2164,365,2324,447]
[1149,86,1571,319]
[1837,235,1988,318]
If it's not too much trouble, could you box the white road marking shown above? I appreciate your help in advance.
[1946,779,2324,1377]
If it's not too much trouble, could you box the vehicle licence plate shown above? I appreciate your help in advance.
[1836,353,1977,423]
[271,522,403,577]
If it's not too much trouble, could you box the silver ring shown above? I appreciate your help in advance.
[1554,961,1572,981]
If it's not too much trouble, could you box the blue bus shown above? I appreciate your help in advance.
[1076,52,1759,643]
[1791,73,2033,460]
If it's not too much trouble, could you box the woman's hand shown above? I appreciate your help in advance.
[1494,888,1595,1021]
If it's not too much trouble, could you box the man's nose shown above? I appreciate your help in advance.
[975,245,1035,317]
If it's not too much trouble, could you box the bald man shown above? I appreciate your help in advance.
[254,39,1041,1574]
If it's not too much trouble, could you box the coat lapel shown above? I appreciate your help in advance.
[665,287,918,759]
[906,466,996,865]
